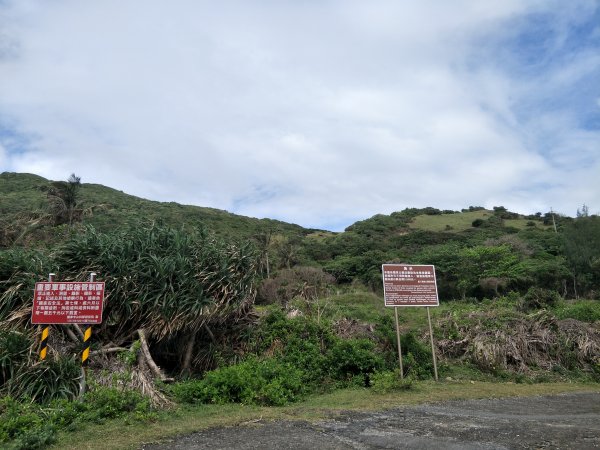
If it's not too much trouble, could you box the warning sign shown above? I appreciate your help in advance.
[382,264,439,307]
[31,282,105,324]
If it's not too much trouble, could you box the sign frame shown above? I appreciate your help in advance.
[31,281,105,325]
[382,264,439,307]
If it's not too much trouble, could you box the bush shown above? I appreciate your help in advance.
[400,332,435,379]
[553,301,600,322]
[84,386,151,420]
[369,370,413,393]
[5,358,81,403]
[0,331,30,388]
[171,357,305,406]
[327,338,385,385]
[257,266,335,305]
[520,287,561,311]
[0,383,157,449]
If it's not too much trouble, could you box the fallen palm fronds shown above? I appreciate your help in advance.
[437,309,600,374]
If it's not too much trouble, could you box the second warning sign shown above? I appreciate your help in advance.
[382,264,439,307]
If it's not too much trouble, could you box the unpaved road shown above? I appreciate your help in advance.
[144,392,600,449]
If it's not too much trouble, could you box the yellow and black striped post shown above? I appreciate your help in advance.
[81,325,92,366]
[39,273,55,361]
[39,326,49,360]
[79,272,96,400]
[81,272,96,367]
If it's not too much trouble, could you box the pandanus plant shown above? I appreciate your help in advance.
[0,222,259,382]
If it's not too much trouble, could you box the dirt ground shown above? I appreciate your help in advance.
[143,391,600,450]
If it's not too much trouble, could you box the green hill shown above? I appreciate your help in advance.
[0,172,315,245]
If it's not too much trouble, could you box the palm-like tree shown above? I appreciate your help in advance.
[47,174,81,226]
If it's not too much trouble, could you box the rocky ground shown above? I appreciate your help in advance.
[143,391,600,449]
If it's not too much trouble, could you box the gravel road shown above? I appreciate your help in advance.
[143,391,600,450]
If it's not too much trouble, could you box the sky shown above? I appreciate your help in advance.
[1,1,599,231]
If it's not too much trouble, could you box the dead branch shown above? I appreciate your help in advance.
[90,346,129,356]
[72,324,85,340]
[137,328,173,383]
[61,325,80,344]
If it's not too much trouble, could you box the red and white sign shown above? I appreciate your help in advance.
[31,282,105,324]
[382,264,439,307]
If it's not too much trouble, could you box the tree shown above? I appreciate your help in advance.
[562,216,600,297]
[576,204,589,218]
[47,173,82,226]
[274,236,301,269]
[254,229,273,278]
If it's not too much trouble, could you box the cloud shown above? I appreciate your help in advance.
[0,1,599,229]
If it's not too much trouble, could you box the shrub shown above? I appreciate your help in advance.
[84,386,151,420]
[553,301,600,322]
[327,338,385,385]
[6,358,81,403]
[0,384,157,449]
[520,287,561,311]
[257,266,335,305]
[0,397,66,449]
[0,331,30,388]
[400,332,434,380]
[171,357,305,406]
[369,370,413,393]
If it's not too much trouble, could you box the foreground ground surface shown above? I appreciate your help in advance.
[143,392,600,450]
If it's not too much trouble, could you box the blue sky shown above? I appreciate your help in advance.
[1,1,599,231]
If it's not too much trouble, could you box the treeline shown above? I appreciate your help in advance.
[289,207,599,302]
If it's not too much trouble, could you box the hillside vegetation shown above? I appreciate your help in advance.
[1,172,599,449]
[0,172,313,246]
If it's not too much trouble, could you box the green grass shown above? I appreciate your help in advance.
[0,172,50,214]
[409,211,492,232]
[0,172,314,242]
[407,211,550,233]
[52,381,599,450]
[553,299,600,322]
[326,290,392,322]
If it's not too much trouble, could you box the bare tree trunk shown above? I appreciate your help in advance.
[203,323,216,344]
[266,252,270,279]
[181,331,197,375]
[137,329,172,382]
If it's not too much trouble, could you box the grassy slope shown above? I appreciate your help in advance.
[409,210,549,232]
[0,172,50,213]
[0,172,313,240]
[2,173,551,243]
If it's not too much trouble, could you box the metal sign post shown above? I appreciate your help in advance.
[38,273,55,360]
[394,306,404,378]
[79,272,96,399]
[382,264,440,381]
[81,272,96,367]
[426,306,439,381]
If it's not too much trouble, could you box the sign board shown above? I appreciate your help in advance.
[31,282,105,324]
[382,264,439,307]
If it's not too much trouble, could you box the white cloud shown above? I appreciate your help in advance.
[0,0,599,229]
